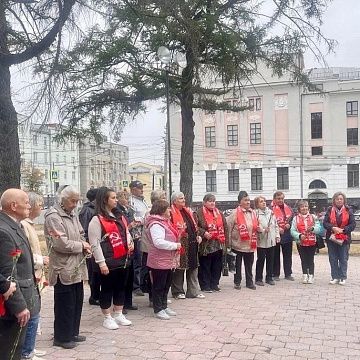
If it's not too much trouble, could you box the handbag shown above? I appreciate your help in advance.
[327,234,345,246]
[315,235,325,249]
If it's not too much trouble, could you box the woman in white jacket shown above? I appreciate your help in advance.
[254,196,280,286]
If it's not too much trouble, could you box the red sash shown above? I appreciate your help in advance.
[236,207,258,250]
[171,205,197,236]
[98,215,127,259]
[271,201,293,229]
[202,206,225,243]
[329,206,349,241]
[295,214,316,246]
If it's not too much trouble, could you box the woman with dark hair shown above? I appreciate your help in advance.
[145,200,181,320]
[226,191,259,290]
[88,187,134,330]
[196,193,228,292]
[323,192,356,285]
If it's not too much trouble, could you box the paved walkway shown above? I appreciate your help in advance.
[36,253,360,360]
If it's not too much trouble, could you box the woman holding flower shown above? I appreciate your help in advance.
[88,187,134,330]
[44,185,91,350]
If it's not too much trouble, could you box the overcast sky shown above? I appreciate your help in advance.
[121,0,360,166]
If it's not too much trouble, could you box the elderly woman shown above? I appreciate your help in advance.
[44,185,91,349]
[254,196,279,286]
[227,191,259,290]
[20,192,48,359]
[196,193,228,293]
[323,192,356,285]
[170,192,205,299]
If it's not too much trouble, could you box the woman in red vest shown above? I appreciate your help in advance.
[145,200,181,320]
[290,200,321,284]
[88,187,134,330]
[196,193,228,292]
[323,192,356,285]
[226,191,259,290]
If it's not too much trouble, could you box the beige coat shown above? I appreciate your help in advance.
[44,204,88,286]
[226,207,256,253]
[21,218,44,279]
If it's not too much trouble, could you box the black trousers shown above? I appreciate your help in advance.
[87,257,101,300]
[124,263,134,308]
[133,239,142,291]
[198,250,223,291]
[150,268,172,313]
[273,242,293,278]
[141,252,152,301]
[100,268,129,309]
[297,244,316,275]
[256,246,275,282]
[0,319,27,360]
[233,250,254,286]
[54,280,84,343]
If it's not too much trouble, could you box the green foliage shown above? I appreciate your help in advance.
[22,166,45,194]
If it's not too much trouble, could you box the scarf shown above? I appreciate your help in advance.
[329,206,349,241]
[295,213,316,246]
[171,205,197,236]
[271,201,293,229]
[202,206,225,243]
[236,207,258,250]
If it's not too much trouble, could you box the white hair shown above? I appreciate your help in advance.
[27,192,43,209]
[171,191,184,204]
[56,185,80,204]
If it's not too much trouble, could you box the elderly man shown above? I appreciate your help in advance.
[44,185,91,349]
[0,189,41,360]
[129,181,149,296]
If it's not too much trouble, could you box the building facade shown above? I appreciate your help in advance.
[170,67,360,210]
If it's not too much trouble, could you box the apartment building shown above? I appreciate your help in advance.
[170,66,360,209]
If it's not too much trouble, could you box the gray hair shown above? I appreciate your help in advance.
[27,192,43,209]
[171,191,184,204]
[332,191,347,205]
[56,185,80,204]
[150,190,166,204]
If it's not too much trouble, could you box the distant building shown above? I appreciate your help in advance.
[129,162,164,203]
[170,66,360,210]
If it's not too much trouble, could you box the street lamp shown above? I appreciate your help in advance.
[157,46,186,200]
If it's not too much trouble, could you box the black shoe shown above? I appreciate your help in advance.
[133,289,145,296]
[211,286,221,292]
[266,279,276,285]
[53,340,77,349]
[234,284,241,290]
[89,297,100,306]
[246,284,256,290]
[273,276,280,281]
[73,335,86,342]
[124,305,138,311]
[255,280,264,286]
[285,276,295,281]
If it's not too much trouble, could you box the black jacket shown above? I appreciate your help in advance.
[79,201,96,240]
[0,273,10,294]
[0,213,40,320]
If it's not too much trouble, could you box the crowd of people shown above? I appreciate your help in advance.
[0,181,356,359]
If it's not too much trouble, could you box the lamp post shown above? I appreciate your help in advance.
[157,46,186,200]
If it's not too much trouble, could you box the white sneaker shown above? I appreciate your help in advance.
[339,279,346,285]
[113,313,132,326]
[34,349,47,357]
[103,317,119,330]
[155,310,170,320]
[329,279,339,285]
[308,275,314,284]
[302,274,308,284]
[167,299,172,304]
[164,307,177,316]
[32,356,47,360]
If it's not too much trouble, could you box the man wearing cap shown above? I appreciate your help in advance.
[129,181,149,296]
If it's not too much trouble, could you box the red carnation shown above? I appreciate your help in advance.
[10,249,22,258]
[0,295,5,317]
[178,246,185,255]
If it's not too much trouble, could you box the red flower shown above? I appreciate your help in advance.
[178,246,185,255]
[42,281,49,287]
[0,295,5,317]
[10,249,22,258]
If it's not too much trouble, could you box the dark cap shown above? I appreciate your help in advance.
[129,180,146,188]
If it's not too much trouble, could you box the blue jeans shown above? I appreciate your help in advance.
[327,240,349,280]
[21,314,40,358]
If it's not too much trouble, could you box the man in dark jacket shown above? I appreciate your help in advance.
[79,188,100,305]
[0,189,41,360]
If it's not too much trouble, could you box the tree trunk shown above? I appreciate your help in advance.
[0,4,21,193]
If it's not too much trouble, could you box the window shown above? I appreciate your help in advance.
[33,152,38,162]
[277,167,289,190]
[346,101,358,116]
[205,126,216,148]
[250,123,261,144]
[205,170,217,192]
[72,157,75,165]
[64,171,67,180]
[251,168,262,191]
[311,146,323,156]
[311,112,322,139]
[228,169,239,192]
[63,156,67,164]
[33,135,38,145]
[348,164,359,188]
[347,128,358,146]
[43,137,47,148]
[44,153,48,163]
[248,97,262,111]
[72,171,76,181]
[56,154,59,163]
[256,98,262,111]
[309,180,326,189]
[45,169,48,179]
[227,125,238,146]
